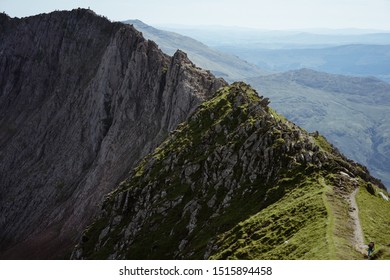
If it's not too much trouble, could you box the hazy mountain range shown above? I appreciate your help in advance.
[159,25,390,48]
[126,20,267,82]
[161,25,390,82]
[218,44,390,83]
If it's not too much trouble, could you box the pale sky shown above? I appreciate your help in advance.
[2,0,390,30]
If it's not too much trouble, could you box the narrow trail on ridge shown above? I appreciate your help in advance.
[348,188,366,255]
[321,176,367,259]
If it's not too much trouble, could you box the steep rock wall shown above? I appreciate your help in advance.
[0,9,225,258]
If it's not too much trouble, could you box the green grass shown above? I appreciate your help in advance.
[210,171,379,260]
[269,107,287,122]
[356,184,390,259]
[210,174,332,260]
[313,134,334,153]
[321,178,337,259]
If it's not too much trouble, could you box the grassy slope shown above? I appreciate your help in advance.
[209,115,371,260]
[210,172,367,260]
[356,184,390,259]
[210,173,330,259]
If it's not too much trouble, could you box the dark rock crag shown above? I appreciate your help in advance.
[0,9,225,259]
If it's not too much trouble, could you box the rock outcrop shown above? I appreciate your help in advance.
[72,82,385,260]
[0,9,225,259]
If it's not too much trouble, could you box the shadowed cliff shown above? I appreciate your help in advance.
[0,9,225,259]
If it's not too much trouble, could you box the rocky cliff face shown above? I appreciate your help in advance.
[0,9,225,259]
[72,82,386,260]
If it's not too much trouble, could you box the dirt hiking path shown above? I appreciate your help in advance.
[348,188,367,254]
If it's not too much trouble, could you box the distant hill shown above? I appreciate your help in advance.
[160,26,390,82]
[124,20,267,82]
[247,69,390,189]
[219,44,390,83]
[160,26,390,48]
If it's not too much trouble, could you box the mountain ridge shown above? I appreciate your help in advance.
[0,9,225,259]
[72,82,388,260]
